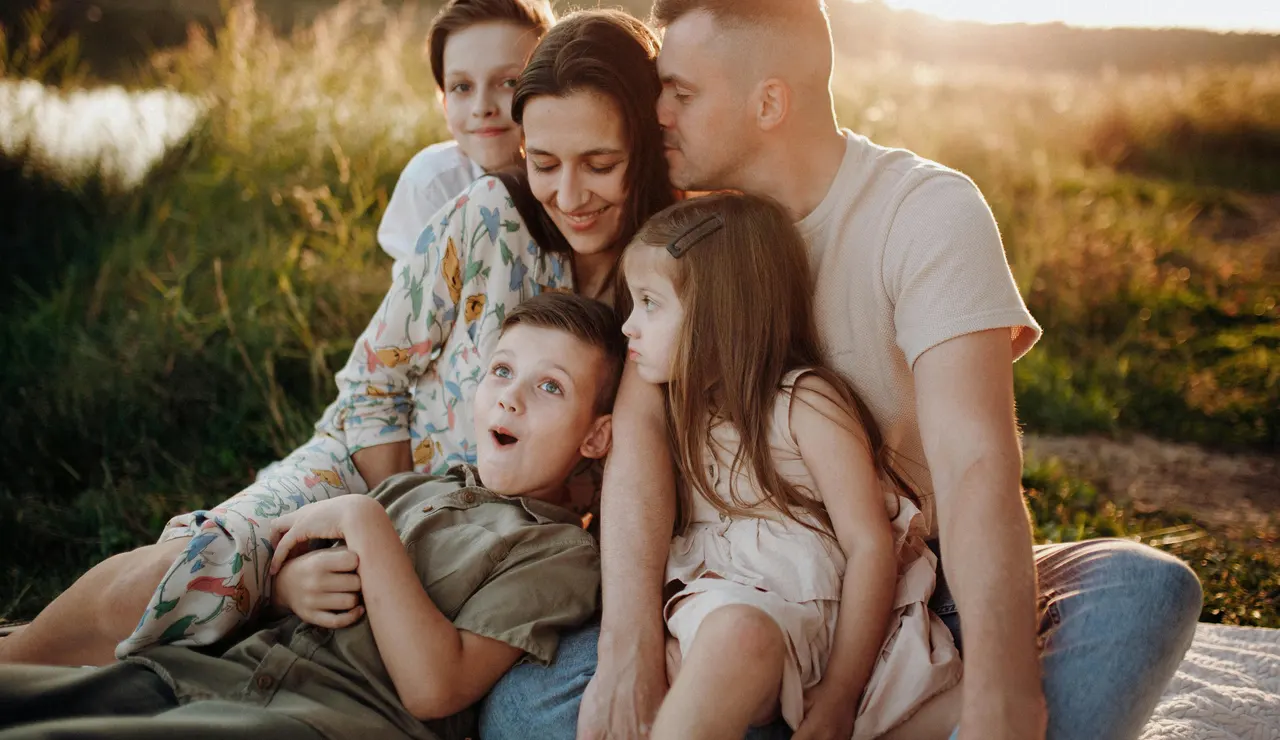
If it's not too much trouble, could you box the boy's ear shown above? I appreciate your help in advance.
[435,87,446,113]
[579,414,612,460]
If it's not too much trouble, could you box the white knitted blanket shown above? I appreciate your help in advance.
[1140,624,1280,740]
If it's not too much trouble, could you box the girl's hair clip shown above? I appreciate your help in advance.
[666,213,724,258]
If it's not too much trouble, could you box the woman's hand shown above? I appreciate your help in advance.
[792,679,859,740]
[269,495,383,576]
[271,546,365,629]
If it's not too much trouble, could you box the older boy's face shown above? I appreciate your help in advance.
[473,324,612,502]
[441,21,540,172]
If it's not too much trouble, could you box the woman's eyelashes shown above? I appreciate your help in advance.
[529,160,621,175]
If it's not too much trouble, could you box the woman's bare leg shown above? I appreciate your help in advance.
[651,605,787,740]
[0,539,187,666]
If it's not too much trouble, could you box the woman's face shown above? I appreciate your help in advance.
[523,90,630,257]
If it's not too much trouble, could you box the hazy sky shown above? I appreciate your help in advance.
[882,0,1280,32]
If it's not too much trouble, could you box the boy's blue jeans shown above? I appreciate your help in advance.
[479,538,1202,740]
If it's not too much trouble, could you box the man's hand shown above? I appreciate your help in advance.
[272,546,365,629]
[955,689,1047,740]
[577,640,668,740]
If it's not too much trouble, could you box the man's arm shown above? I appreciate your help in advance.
[578,365,676,739]
[913,329,1046,740]
[339,496,525,720]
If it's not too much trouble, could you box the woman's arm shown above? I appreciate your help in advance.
[332,193,475,484]
[790,375,898,738]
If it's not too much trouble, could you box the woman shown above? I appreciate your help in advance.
[2,8,672,667]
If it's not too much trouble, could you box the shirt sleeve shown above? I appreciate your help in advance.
[329,178,502,452]
[881,172,1042,368]
[452,534,601,665]
[378,173,456,263]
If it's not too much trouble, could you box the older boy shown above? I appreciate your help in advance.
[378,0,553,262]
[0,293,623,740]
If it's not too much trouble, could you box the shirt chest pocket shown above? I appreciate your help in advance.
[406,523,506,618]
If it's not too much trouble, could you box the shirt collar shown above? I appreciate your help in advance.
[446,464,584,528]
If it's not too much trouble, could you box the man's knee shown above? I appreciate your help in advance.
[102,540,187,612]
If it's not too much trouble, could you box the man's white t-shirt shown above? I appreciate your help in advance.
[378,140,485,262]
[798,130,1042,536]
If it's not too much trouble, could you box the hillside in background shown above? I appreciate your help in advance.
[4,0,1280,84]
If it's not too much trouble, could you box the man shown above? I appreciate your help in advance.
[480,3,1204,739]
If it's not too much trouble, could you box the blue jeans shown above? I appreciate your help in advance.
[479,538,1202,740]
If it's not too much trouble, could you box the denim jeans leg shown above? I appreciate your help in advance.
[479,619,602,740]
[1033,538,1201,740]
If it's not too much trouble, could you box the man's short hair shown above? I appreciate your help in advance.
[501,292,627,413]
[428,0,555,91]
[651,0,828,32]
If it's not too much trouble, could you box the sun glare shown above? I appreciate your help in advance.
[880,0,1280,33]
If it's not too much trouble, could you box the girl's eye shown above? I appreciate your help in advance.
[492,364,512,379]
[539,380,563,395]
[450,82,471,94]
[673,91,691,103]
[642,296,657,311]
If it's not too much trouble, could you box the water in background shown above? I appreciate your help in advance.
[0,78,203,188]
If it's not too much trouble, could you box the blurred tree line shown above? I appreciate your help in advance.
[4,0,1278,84]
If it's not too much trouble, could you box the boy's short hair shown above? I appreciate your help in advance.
[651,0,828,32]
[428,0,556,91]
[501,293,626,414]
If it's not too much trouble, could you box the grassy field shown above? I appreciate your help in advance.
[1,1,1277,626]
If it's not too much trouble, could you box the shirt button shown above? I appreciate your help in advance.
[256,674,275,691]
[462,491,476,504]
[422,505,433,513]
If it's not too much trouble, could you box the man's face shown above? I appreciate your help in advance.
[656,11,754,191]
[472,324,612,502]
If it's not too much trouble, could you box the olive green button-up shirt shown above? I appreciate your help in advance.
[130,466,600,740]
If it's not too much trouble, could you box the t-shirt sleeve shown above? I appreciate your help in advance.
[881,172,1041,368]
[378,172,456,263]
[452,534,600,665]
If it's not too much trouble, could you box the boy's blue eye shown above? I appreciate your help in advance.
[501,78,518,89]
[450,82,471,93]
[539,380,562,395]
[493,365,512,379]
[642,296,656,311]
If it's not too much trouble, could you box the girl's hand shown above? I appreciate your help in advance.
[271,546,365,629]
[269,495,382,576]
[793,679,858,740]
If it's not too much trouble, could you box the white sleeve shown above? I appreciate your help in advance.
[377,173,456,263]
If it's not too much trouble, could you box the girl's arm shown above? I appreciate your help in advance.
[790,374,899,737]
[271,496,524,719]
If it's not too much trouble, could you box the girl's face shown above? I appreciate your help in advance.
[620,250,684,384]
[523,90,630,258]
[440,21,539,172]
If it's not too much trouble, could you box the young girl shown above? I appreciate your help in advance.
[621,193,962,740]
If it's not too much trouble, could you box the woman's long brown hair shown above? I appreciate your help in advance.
[627,193,919,537]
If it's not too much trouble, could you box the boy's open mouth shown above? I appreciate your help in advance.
[491,428,519,447]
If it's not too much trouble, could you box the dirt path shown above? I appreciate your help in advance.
[1024,433,1280,537]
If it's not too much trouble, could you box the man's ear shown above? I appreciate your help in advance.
[755,78,790,132]
[579,414,613,460]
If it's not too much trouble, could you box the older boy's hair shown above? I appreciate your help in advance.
[651,0,828,31]
[428,0,555,91]
[501,293,627,413]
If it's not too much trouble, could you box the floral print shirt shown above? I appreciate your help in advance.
[317,176,573,478]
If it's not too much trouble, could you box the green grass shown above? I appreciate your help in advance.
[1,1,1277,627]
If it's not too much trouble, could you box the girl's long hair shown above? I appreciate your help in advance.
[498,9,675,270]
[626,193,919,536]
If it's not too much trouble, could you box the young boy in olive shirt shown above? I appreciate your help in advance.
[0,293,623,740]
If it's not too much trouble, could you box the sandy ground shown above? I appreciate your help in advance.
[1024,433,1280,536]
